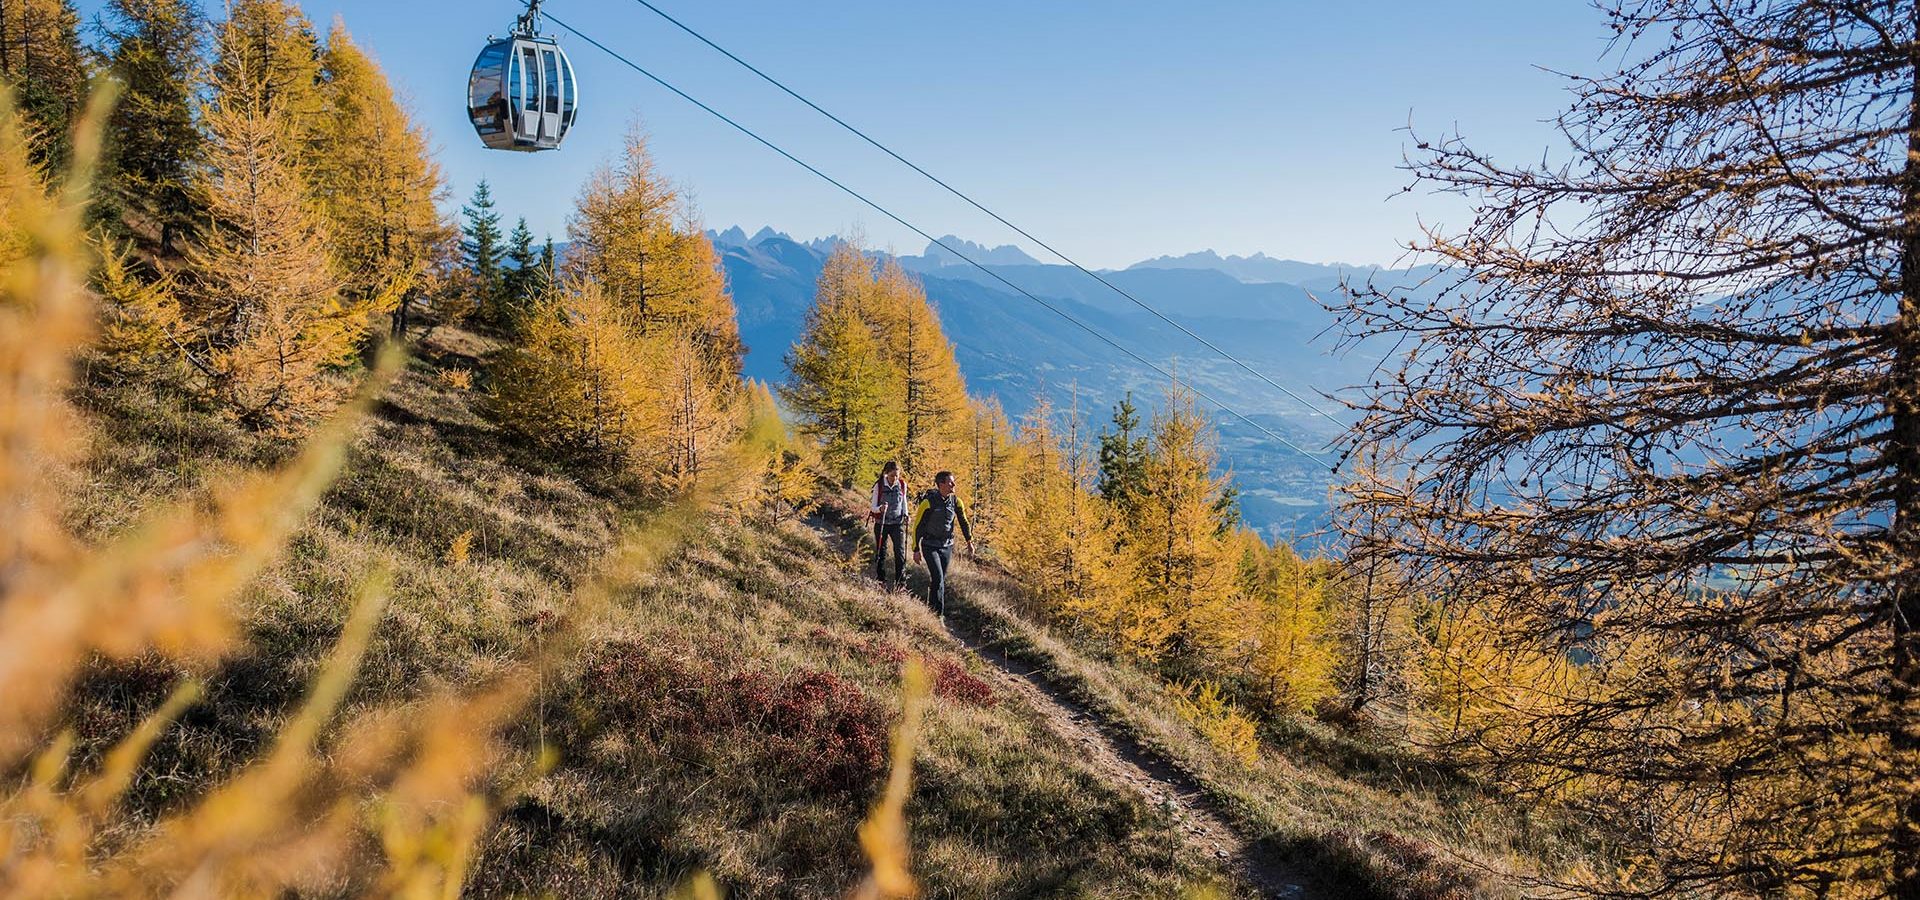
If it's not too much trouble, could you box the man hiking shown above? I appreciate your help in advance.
[869,461,911,591]
[910,470,974,619]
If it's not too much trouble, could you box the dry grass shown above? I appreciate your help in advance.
[48,319,1236,898]
[938,555,1615,900]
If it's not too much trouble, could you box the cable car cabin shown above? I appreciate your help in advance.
[469,35,577,152]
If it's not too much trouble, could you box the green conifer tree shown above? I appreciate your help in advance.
[0,0,86,171]
[459,179,505,322]
[1097,393,1149,522]
[500,216,538,327]
[97,0,204,255]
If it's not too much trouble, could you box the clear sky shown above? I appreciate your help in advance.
[76,0,1615,268]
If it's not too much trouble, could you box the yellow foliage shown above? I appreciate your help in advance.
[855,660,930,900]
[444,530,473,566]
[566,126,740,369]
[1170,681,1260,767]
[782,245,902,485]
[90,233,182,367]
[784,243,970,487]
[185,50,372,432]
[437,367,473,391]
[309,21,447,320]
[1121,380,1237,663]
[490,279,654,464]
[1238,535,1340,713]
[1417,598,1579,750]
[743,379,819,520]
[658,326,742,492]
[996,399,1131,640]
[962,397,1019,539]
[867,257,968,477]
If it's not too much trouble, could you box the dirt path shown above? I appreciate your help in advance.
[811,515,1312,899]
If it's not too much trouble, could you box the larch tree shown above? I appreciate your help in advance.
[1336,1,1920,893]
[868,257,968,477]
[567,126,742,372]
[183,49,362,432]
[1237,536,1338,714]
[92,234,182,369]
[998,402,1076,615]
[0,0,85,171]
[1127,380,1237,666]
[490,279,655,466]
[310,21,447,335]
[658,327,740,492]
[211,0,322,152]
[999,395,1129,642]
[964,396,1017,540]
[783,256,900,486]
[96,0,203,255]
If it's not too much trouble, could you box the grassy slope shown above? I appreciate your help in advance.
[942,562,1610,900]
[59,328,1233,898]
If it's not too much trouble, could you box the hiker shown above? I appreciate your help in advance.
[910,470,974,618]
[869,461,911,591]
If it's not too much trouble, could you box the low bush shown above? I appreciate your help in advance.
[580,640,888,795]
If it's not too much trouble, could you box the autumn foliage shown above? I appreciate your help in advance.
[489,128,743,492]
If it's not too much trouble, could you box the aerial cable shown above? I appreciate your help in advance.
[621,0,1347,436]
[544,13,1333,469]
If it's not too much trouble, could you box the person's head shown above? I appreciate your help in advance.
[934,471,956,496]
[881,460,899,484]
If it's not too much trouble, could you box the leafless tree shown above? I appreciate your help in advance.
[1337,2,1920,895]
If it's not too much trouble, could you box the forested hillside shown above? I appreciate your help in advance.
[7,0,1920,898]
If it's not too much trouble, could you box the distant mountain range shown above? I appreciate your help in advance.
[708,227,1444,541]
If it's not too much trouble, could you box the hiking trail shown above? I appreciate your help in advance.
[808,513,1317,900]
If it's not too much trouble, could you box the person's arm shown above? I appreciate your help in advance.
[957,499,975,556]
[870,483,883,517]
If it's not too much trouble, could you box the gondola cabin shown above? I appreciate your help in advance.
[469,29,577,152]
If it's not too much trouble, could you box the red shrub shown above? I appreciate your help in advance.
[853,637,910,667]
[581,640,888,794]
[927,655,997,708]
[852,638,996,709]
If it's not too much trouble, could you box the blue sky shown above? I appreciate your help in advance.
[78,1,1613,268]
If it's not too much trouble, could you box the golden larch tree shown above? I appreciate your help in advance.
[1236,535,1338,714]
[309,21,447,328]
[566,126,741,371]
[867,257,968,477]
[1125,380,1237,665]
[963,397,1017,541]
[490,279,656,466]
[658,326,740,492]
[212,0,323,153]
[784,243,903,485]
[183,51,365,432]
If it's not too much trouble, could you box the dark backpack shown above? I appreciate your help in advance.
[916,490,961,546]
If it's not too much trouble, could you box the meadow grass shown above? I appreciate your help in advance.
[52,324,1235,898]
[940,553,1615,900]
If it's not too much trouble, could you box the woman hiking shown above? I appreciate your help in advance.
[910,470,974,619]
[869,461,912,591]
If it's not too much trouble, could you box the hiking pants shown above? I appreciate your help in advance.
[920,541,953,616]
[874,522,906,584]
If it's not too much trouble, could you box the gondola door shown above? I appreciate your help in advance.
[539,47,563,146]
[519,43,544,143]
